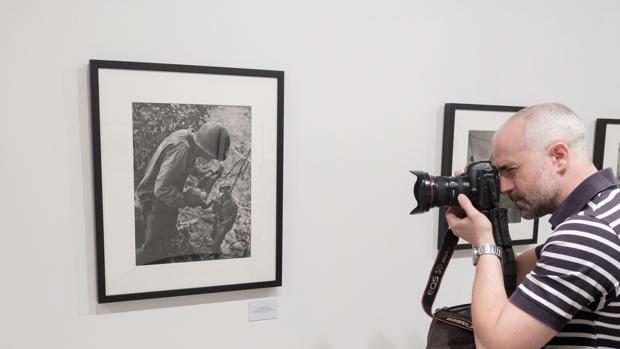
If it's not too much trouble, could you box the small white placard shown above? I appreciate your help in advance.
[248,299,278,321]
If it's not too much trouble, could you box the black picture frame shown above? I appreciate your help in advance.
[593,118,620,173]
[90,60,283,303]
[438,103,539,250]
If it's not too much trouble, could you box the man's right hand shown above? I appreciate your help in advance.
[183,188,205,208]
[446,194,494,246]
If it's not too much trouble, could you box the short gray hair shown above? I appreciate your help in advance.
[502,103,588,159]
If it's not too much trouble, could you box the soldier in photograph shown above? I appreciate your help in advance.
[135,122,231,265]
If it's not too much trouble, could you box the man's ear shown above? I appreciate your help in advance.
[548,142,569,173]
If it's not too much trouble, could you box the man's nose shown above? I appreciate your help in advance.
[499,176,513,194]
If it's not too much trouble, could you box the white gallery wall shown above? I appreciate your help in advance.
[2,1,620,348]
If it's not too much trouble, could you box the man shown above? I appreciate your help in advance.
[135,122,231,265]
[446,103,620,348]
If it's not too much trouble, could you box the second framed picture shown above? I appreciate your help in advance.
[593,118,620,178]
[438,103,539,249]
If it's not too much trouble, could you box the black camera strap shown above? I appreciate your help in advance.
[488,207,517,297]
[421,207,516,331]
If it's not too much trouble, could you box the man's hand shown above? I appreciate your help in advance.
[183,188,206,208]
[198,164,224,193]
[445,194,494,246]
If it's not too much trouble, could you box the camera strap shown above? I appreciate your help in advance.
[421,229,474,331]
[488,207,517,297]
[421,208,516,332]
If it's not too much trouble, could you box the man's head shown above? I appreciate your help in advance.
[492,103,591,219]
[193,122,231,161]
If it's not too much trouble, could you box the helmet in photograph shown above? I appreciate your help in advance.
[193,123,230,161]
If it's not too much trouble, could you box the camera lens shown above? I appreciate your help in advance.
[410,171,470,214]
[410,171,433,214]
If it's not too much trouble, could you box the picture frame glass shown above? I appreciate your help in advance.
[91,61,283,302]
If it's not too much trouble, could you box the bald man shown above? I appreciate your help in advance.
[446,103,620,348]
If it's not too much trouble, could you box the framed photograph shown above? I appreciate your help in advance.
[90,60,283,302]
[593,118,620,179]
[438,103,539,250]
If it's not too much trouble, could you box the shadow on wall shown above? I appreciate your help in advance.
[95,287,279,314]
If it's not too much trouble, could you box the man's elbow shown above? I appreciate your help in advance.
[476,335,541,349]
[474,333,491,349]
[154,186,179,208]
[476,336,509,349]
[474,327,507,349]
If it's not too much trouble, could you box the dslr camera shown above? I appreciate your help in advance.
[410,160,500,214]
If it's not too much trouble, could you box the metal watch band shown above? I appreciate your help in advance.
[472,243,502,266]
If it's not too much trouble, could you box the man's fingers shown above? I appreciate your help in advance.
[446,205,466,218]
[457,194,477,216]
[445,211,458,228]
[446,195,478,232]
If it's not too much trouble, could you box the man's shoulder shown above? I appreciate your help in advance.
[551,194,620,251]
[162,130,192,150]
[569,185,620,233]
[552,213,619,243]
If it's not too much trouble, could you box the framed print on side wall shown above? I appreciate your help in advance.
[593,118,620,179]
[438,103,539,250]
[90,60,283,302]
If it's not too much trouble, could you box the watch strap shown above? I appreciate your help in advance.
[473,243,502,266]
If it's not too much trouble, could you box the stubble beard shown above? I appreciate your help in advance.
[513,167,561,220]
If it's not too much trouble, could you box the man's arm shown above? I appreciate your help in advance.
[154,146,190,208]
[446,195,557,349]
[472,255,556,349]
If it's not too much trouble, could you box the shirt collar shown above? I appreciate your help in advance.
[549,168,618,228]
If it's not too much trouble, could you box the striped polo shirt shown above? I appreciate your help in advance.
[510,168,620,348]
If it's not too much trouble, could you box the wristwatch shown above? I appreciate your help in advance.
[472,243,502,266]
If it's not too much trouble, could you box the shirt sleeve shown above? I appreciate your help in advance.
[153,145,190,208]
[509,215,620,331]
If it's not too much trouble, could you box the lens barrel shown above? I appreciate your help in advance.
[410,171,470,214]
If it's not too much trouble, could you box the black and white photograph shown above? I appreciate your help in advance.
[90,60,283,302]
[133,103,251,266]
[439,103,538,249]
[593,118,620,180]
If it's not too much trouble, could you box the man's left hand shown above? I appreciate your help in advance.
[445,194,494,246]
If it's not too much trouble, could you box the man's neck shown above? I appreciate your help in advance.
[558,163,599,204]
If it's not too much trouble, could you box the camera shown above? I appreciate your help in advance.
[410,160,500,214]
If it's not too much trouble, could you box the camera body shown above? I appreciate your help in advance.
[410,160,500,214]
